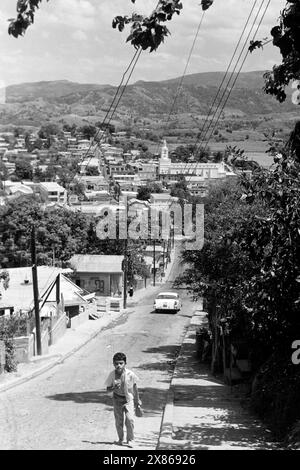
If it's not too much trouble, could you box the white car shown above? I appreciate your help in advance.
[153,292,182,313]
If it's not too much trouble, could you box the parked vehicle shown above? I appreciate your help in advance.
[153,292,182,313]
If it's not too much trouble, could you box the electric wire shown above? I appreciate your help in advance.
[195,0,267,155]
[199,0,272,157]
[153,9,207,158]
[184,0,270,187]
[190,0,259,155]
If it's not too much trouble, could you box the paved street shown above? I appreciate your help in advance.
[0,251,196,450]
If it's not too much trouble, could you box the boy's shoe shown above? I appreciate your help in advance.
[127,440,135,448]
[115,440,123,446]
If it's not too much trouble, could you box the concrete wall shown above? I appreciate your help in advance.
[41,329,49,355]
[50,314,67,345]
[69,309,89,329]
[75,272,123,297]
[14,335,34,363]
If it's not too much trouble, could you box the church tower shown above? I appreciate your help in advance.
[161,139,169,160]
[159,139,171,175]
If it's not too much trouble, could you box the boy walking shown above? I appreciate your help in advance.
[105,352,142,448]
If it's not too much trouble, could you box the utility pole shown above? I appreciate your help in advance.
[123,197,128,309]
[123,238,128,309]
[153,240,156,286]
[31,226,42,356]
[162,240,165,273]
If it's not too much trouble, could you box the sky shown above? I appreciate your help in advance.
[0,0,287,87]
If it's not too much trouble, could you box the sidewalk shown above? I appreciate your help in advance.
[157,310,282,450]
[0,246,177,394]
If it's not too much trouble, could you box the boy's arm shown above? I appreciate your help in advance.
[133,383,142,406]
[105,372,115,391]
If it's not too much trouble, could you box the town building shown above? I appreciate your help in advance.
[38,182,67,204]
[77,175,109,192]
[158,140,237,187]
[69,255,124,297]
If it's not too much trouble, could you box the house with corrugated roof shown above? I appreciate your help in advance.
[0,266,94,319]
[69,254,124,297]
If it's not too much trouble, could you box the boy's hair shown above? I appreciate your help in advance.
[113,352,127,363]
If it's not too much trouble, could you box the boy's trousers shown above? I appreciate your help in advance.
[113,393,135,442]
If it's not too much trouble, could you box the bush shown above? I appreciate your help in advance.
[0,316,22,372]
[250,351,300,441]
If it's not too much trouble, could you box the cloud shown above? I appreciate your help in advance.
[72,30,88,41]
[0,0,288,86]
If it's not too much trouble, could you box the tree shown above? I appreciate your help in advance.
[137,182,163,201]
[33,166,44,182]
[176,127,300,371]
[252,1,300,103]
[78,125,97,140]
[0,270,10,290]
[85,166,100,176]
[0,162,8,188]
[9,1,298,102]
[15,159,33,180]
[170,178,190,201]
[38,123,61,140]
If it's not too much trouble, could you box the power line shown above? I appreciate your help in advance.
[200,0,271,156]
[195,0,267,155]
[75,48,142,183]
[164,0,262,192]
[154,9,207,158]
[161,0,271,216]
[190,0,259,155]
[182,0,270,189]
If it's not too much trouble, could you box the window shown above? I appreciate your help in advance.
[95,279,105,293]
[156,293,178,299]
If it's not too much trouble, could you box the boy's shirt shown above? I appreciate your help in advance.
[105,368,138,400]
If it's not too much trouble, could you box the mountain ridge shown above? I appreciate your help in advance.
[0,71,296,128]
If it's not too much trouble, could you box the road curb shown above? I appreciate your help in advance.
[157,324,191,449]
[157,304,205,449]
[0,312,124,394]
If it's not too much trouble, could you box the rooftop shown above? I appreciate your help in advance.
[39,182,66,191]
[0,267,72,312]
[69,255,124,273]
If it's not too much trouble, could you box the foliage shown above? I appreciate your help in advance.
[170,178,190,201]
[8,1,213,47]
[0,162,8,186]
[250,350,300,441]
[78,125,97,140]
[0,270,10,290]
[250,1,300,103]
[137,182,163,201]
[85,166,100,176]
[177,129,300,366]
[15,159,33,180]
[0,317,19,372]
[127,246,150,283]
[9,1,299,102]
[38,123,61,139]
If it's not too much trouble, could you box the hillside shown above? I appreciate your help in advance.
[0,71,297,130]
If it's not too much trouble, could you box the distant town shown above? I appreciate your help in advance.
[0,123,243,211]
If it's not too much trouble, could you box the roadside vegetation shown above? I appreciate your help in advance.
[175,125,300,446]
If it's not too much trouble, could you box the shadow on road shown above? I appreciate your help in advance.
[46,387,168,417]
[82,439,117,446]
[142,344,181,358]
